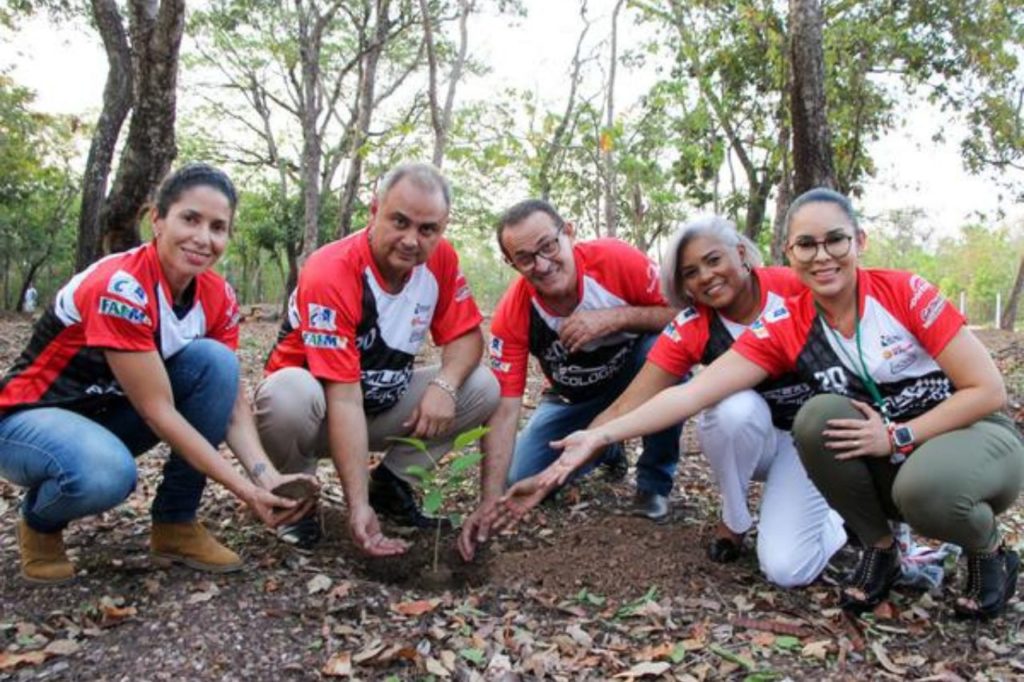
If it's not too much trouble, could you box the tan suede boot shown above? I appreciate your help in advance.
[150,521,243,573]
[16,519,75,584]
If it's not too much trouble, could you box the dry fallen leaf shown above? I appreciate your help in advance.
[801,639,832,660]
[871,641,906,676]
[425,656,451,678]
[614,661,672,678]
[321,651,352,677]
[0,651,48,671]
[307,574,332,595]
[43,639,81,656]
[101,604,137,623]
[392,599,439,617]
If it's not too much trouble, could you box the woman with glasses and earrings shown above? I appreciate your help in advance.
[491,216,847,588]
[498,187,1023,620]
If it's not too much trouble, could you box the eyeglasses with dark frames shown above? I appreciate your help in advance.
[508,224,565,271]
[787,230,854,264]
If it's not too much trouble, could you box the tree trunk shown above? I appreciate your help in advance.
[102,0,186,256]
[771,125,792,265]
[788,0,835,195]
[75,0,133,271]
[297,0,324,264]
[1001,253,1024,331]
[339,0,390,238]
[420,0,471,169]
[602,0,624,238]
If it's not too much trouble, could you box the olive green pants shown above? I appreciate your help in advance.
[792,394,1024,552]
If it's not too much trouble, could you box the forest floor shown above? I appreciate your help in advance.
[1,312,1023,681]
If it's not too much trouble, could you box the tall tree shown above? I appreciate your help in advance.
[788,0,834,194]
[75,0,186,269]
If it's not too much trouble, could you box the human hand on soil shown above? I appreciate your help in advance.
[263,473,319,526]
[349,505,409,556]
[457,499,498,562]
[243,485,301,529]
[823,399,891,459]
[559,309,621,353]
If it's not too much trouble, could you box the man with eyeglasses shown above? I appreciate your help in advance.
[458,199,681,561]
[254,162,500,554]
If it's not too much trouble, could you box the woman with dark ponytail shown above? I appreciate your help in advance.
[0,163,314,584]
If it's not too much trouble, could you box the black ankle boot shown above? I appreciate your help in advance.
[369,465,451,529]
[840,544,901,614]
[954,545,1020,620]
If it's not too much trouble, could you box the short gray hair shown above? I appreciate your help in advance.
[377,162,452,210]
[784,187,859,236]
[660,215,763,308]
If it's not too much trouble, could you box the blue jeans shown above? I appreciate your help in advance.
[0,339,238,533]
[507,334,682,495]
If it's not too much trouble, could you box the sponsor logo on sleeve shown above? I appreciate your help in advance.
[765,305,790,323]
[489,357,512,373]
[750,319,769,339]
[646,262,660,293]
[107,270,148,307]
[489,336,505,358]
[674,307,700,327]
[908,275,934,310]
[454,273,472,302]
[99,296,151,325]
[302,331,347,349]
[223,282,241,330]
[308,303,337,331]
[920,296,946,329]
[662,321,682,343]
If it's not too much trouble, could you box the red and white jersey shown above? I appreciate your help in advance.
[488,239,665,402]
[265,230,482,414]
[646,267,813,429]
[0,242,240,412]
[733,269,965,421]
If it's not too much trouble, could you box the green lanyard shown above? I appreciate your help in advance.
[815,299,891,423]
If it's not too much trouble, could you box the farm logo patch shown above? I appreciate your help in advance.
[99,297,151,325]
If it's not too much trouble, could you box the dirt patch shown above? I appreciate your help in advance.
[2,318,1024,681]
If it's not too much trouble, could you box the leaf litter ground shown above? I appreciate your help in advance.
[1,314,1023,680]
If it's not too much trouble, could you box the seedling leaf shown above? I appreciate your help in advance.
[453,425,490,450]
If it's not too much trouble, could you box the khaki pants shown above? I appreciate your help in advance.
[253,365,500,485]
[793,393,1024,551]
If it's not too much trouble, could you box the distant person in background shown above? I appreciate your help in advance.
[520,188,1024,620]
[458,199,681,562]
[255,162,500,555]
[22,284,38,313]
[489,216,846,588]
[0,163,312,584]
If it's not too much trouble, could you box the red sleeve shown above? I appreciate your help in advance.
[889,271,965,358]
[429,240,484,346]
[488,282,531,397]
[80,266,158,352]
[297,252,364,384]
[584,239,666,306]
[645,307,708,377]
[731,297,810,378]
[204,277,241,351]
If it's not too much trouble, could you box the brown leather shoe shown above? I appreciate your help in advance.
[151,521,243,573]
[17,518,75,585]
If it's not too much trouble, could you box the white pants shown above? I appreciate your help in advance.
[698,390,846,588]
